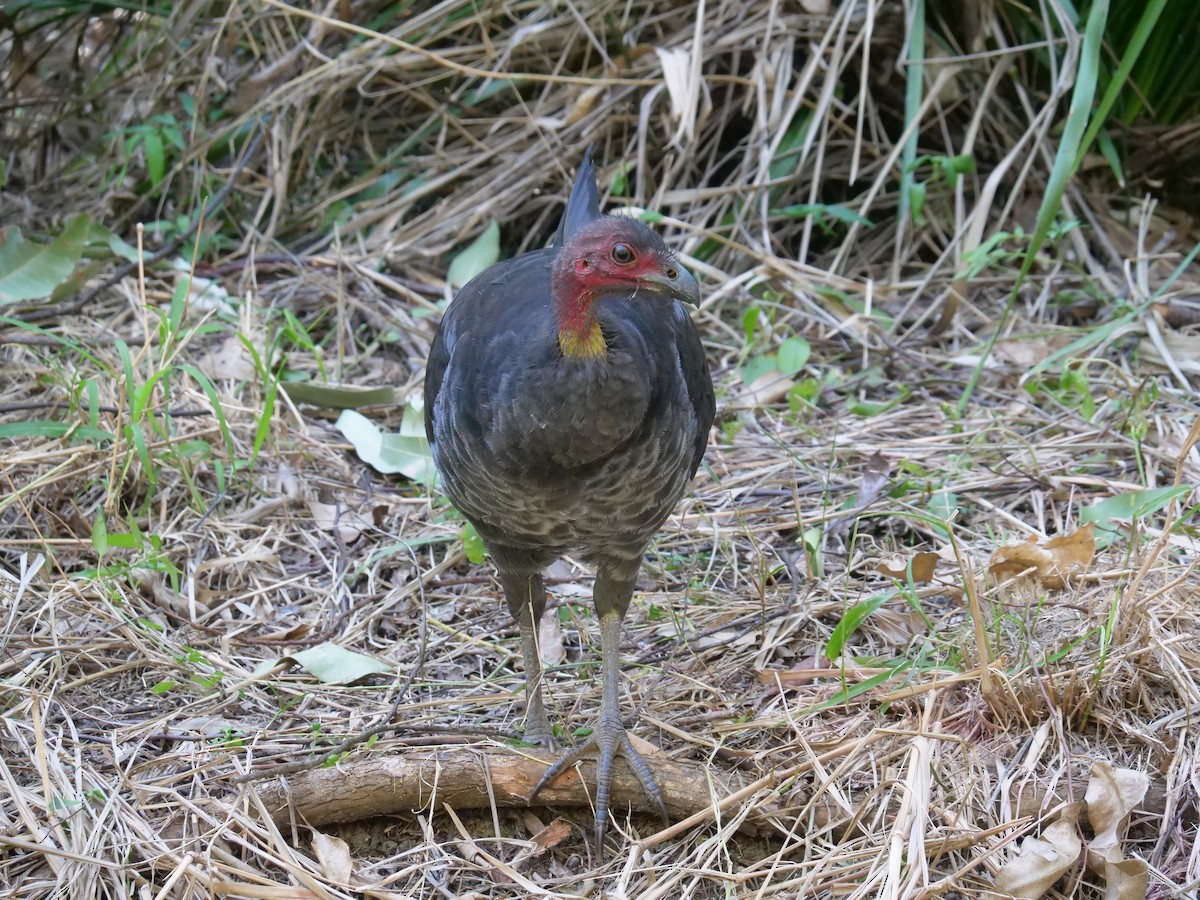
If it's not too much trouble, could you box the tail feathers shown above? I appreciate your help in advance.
[553,145,601,246]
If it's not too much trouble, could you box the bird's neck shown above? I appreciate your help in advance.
[553,283,606,360]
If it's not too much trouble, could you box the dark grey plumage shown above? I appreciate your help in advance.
[424,149,714,847]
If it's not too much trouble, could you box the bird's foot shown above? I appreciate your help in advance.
[528,717,668,849]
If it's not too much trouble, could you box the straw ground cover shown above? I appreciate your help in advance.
[2,1,1199,897]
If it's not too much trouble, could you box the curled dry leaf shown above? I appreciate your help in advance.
[311,830,353,884]
[988,522,1095,589]
[1099,855,1149,900]
[1086,761,1149,848]
[857,450,890,508]
[1085,762,1150,900]
[992,805,1082,900]
[877,551,939,583]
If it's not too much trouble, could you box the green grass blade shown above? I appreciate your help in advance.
[177,364,235,460]
[1074,0,1169,168]
[957,0,1109,415]
[898,0,926,225]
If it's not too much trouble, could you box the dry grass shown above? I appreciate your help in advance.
[2,1,1200,897]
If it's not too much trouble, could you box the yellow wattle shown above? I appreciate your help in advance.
[558,320,606,359]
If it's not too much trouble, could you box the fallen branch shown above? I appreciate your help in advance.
[251,745,785,835]
[248,742,1175,846]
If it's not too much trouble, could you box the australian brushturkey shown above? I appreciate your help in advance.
[424,149,714,846]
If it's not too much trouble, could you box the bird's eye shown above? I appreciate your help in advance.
[611,243,634,265]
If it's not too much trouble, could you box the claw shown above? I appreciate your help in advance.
[529,720,668,849]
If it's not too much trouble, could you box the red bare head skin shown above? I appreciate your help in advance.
[551,217,698,358]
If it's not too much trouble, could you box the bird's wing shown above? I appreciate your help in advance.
[423,320,451,445]
[424,249,558,445]
[552,146,600,247]
[676,307,716,475]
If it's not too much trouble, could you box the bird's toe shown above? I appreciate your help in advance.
[528,720,667,850]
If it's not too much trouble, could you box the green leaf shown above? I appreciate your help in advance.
[741,305,760,346]
[284,643,392,684]
[740,354,778,386]
[143,130,165,187]
[1082,486,1193,526]
[0,421,71,439]
[0,215,92,304]
[897,0,926,223]
[92,513,109,557]
[935,154,975,178]
[447,220,500,288]
[825,592,891,659]
[907,181,927,225]
[926,491,959,539]
[282,382,396,409]
[610,161,632,197]
[802,663,911,714]
[1073,0,1169,169]
[336,406,437,484]
[772,204,872,227]
[460,522,486,564]
[957,0,1109,414]
[776,336,811,377]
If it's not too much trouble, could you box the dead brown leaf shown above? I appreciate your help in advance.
[311,830,353,884]
[528,818,573,854]
[1085,762,1150,900]
[988,523,1095,589]
[877,551,939,583]
[992,804,1081,899]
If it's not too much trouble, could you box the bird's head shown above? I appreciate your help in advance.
[551,216,699,359]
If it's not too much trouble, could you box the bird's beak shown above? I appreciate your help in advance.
[639,265,701,306]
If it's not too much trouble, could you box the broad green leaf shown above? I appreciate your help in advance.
[447,220,500,288]
[740,354,778,386]
[143,130,165,187]
[336,406,436,485]
[0,215,91,304]
[803,663,912,714]
[92,513,109,557]
[1082,486,1194,525]
[936,154,975,177]
[776,336,811,377]
[286,643,392,684]
[926,491,959,539]
[283,382,396,409]
[460,522,486,564]
[741,305,760,345]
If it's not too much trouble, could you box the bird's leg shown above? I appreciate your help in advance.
[529,567,669,849]
[498,570,555,748]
